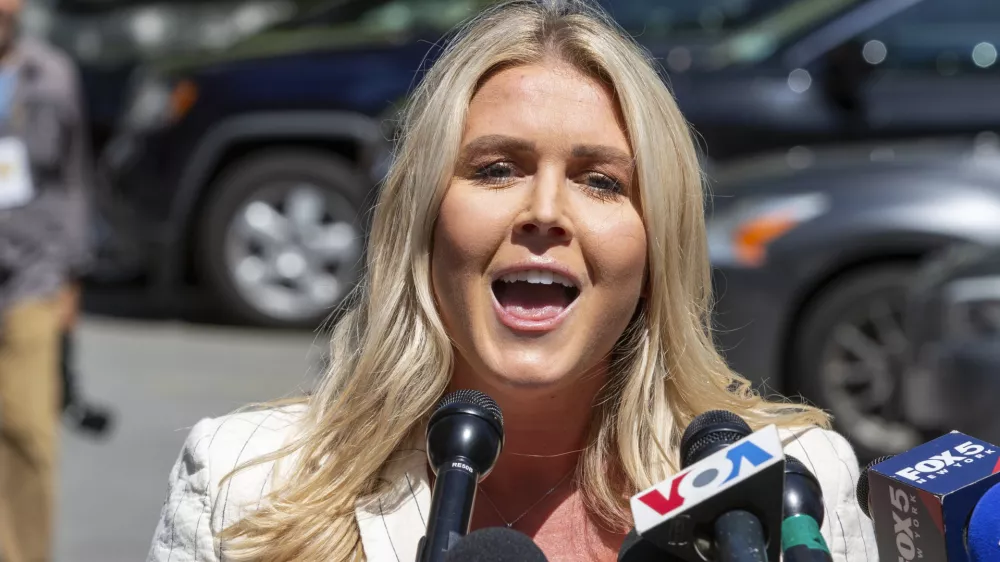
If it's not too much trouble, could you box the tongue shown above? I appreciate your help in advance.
[495,282,571,320]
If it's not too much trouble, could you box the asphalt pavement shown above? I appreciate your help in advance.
[55,315,327,562]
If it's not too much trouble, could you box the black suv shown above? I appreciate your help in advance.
[96,0,787,327]
[100,0,491,327]
[99,0,1000,328]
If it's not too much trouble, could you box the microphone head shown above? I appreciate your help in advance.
[968,483,1000,562]
[426,390,504,477]
[444,527,548,562]
[618,528,682,561]
[435,389,504,430]
[855,455,893,519]
[679,410,753,467]
[783,455,815,481]
[783,454,826,524]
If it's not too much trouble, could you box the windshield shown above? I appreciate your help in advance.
[601,0,796,40]
[261,0,369,30]
[52,0,236,14]
[274,0,801,38]
[36,0,298,64]
[709,0,864,67]
[268,0,498,33]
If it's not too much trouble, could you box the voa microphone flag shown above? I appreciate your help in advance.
[628,424,785,562]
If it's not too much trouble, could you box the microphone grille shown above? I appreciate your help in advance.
[436,389,504,429]
[680,410,753,467]
[856,455,893,519]
[444,527,547,562]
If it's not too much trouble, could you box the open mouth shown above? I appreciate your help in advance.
[491,269,581,322]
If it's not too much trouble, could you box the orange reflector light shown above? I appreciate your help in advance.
[170,80,198,121]
[733,213,799,267]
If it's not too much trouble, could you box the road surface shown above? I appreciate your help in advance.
[55,316,326,562]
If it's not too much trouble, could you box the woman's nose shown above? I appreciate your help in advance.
[514,169,571,241]
[517,220,567,238]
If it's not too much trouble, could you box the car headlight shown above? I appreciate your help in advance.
[122,72,198,132]
[943,276,1000,340]
[707,193,829,267]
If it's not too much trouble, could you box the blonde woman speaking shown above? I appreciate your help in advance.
[146,1,876,561]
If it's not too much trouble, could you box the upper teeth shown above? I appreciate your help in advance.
[499,270,576,287]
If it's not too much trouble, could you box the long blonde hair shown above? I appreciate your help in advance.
[219,1,831,559]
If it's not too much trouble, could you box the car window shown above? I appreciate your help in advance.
[293,0,496,34]
[854,0,1000,74]
[42,0,299,63]
[709,0,861,67]
[356,0,495,33]
[600,0,794,39]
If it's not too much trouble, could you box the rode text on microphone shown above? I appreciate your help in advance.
[867,431,1000,562]
[629,425,785,561]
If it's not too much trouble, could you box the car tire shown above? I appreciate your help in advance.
[790,264,922,461]
[197,149,367,329]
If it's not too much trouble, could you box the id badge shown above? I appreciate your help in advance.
[0,137,34,210]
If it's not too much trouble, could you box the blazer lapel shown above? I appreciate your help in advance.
[355,446,431,562]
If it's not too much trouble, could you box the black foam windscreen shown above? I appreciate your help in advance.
[679,410,754,467]
[855,455,893,519]
[443,527,548,562]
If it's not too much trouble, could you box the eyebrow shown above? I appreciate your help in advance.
[459,135,536,161]
[571,145,635,170]
[459,134,634,169]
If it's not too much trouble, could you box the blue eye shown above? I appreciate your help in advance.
[473,162,517,184]
[586,173,622,193]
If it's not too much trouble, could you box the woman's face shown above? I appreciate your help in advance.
[432,61,647,392]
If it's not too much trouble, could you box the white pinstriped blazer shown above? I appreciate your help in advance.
[145,406,879,561]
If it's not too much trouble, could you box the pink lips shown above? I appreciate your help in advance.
[489,262,582,333]
[491,294,577,332]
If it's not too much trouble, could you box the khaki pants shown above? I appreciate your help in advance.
[0,296,61,562]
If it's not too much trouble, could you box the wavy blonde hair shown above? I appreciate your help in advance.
[218,0,831,559]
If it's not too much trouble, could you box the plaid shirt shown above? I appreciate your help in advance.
[0,37,94,314]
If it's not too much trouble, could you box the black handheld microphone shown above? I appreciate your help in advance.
[443,527,548,562]
[418,390,505,562]
[781,455,832,562]
[855,432,1000,561]
[630,410,785,562]
[854,455,893,520]
[680,412,771,562]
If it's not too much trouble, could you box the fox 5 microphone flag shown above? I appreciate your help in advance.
[629,424,785,562]
[867,431,1000,562]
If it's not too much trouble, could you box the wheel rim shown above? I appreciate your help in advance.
[818,293,922,454]
[223,181,361,323]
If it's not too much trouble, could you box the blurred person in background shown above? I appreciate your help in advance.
[146,1,874,561]
[60,326,114,437]
[0,0,97,558]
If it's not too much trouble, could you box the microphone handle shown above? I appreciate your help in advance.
[418,461,479,562]
[783,546,834,562]
[781,514,833,562]
[713,510,768,562]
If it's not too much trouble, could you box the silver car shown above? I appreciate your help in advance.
[707,137,1000,459]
